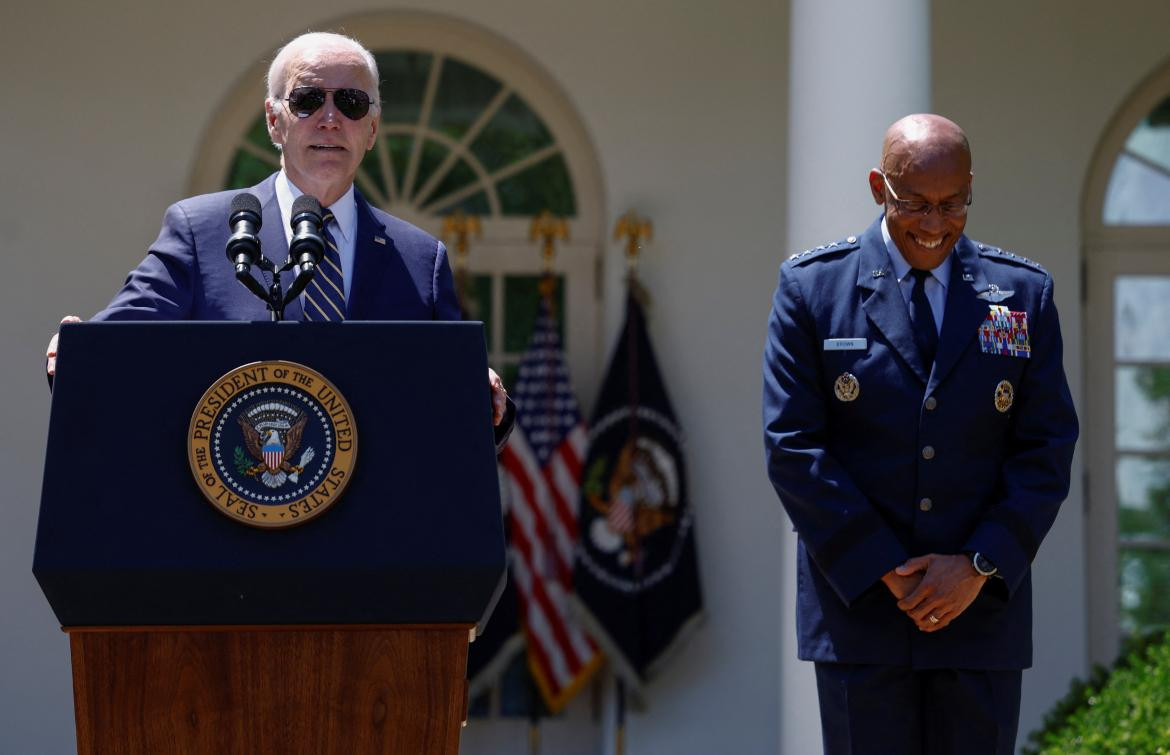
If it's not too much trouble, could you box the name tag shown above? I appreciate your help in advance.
[824,338,867,351]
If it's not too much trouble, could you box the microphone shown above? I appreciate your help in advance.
[284,195,326,306]
[225,193,263,273]
[289,195,325,271]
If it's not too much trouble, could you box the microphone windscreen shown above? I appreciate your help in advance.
[230,192,262,218]
[291,194,323,223]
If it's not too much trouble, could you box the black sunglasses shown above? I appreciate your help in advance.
[284,87,374,121]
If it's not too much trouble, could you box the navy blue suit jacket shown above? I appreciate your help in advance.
[763,216,1078,670]
[94,174,458,322]
[91,173,514,443]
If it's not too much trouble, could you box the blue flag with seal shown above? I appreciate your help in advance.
[573,285,703,699]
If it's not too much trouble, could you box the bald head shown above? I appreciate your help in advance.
[869,114,973,270]
[880,114,971,178]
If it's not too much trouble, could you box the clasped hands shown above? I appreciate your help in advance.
[881,554,987,633]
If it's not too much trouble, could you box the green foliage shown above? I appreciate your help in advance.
[1024,631,1170,754]
[583,457,608,498]
[234,446,251,475]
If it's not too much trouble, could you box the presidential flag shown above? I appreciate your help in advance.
[573,286,703,698]
[498,291,603,712]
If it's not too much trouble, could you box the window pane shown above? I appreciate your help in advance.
[376,52,432,126]
[429,57,501,141]
[387,134,412,195]
[1115,367,1170,451]
[428,159,480,205]
[1127,95,1170,173]
[1119,548,1170,636]
[504,275,565,353]
[1103,95,1170,225]
[470,94,554,173]
[1103,153,1170,225]
[359,144,390,200]
[497,154,577,216]
[1117,456,1170,538]
[1115,276,1170,360]
[244,116,274,151]
[411,139,449,198]
[225,150,277,189]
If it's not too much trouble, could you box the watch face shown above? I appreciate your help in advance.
[974,553,997,576]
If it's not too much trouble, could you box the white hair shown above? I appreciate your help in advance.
[265,32,380,108]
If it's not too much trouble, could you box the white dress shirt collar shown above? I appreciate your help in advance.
[880,216,952,288]
[274,171,358,302]
[274,171,358,245]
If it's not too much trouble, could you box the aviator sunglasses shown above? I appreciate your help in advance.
[283,87,374,120]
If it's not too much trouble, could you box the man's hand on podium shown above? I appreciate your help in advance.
[488,367,508,426]
[46,315,82,378]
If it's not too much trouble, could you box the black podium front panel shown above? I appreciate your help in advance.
[35,322,506,627]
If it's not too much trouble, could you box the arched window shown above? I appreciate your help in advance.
[1084,62,1170,663]
[189,12,605,402]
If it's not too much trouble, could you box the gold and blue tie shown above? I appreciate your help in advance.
[303,209,346,321]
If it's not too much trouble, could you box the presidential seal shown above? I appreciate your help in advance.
[187,361,357,528]
[994,379,1015,413]
[578,406,694,592]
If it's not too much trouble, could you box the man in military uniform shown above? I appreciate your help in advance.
[762,114,1078,754]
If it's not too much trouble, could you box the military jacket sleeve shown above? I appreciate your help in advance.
[763,241,911,606]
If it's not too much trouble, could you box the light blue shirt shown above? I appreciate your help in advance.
[881,217,950,334]
[276,171,358,302]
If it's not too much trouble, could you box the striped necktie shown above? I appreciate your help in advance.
[303,209,346,321]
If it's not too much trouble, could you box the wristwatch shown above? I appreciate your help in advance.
[970,551,998,577]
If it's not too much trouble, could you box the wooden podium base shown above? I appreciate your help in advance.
[66,625,471,755]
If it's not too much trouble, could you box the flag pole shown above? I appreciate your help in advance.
[615,675,627,755]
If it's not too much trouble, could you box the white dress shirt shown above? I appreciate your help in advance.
[275,171,358,302]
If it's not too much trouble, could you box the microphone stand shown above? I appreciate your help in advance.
[237,254,314,322]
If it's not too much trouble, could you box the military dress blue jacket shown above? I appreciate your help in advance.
[763,216,1078,670]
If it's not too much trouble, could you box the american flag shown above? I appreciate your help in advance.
[499,295,602,712]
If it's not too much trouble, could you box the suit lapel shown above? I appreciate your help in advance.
[857,219,930,384]
[928,237,988,393]
[347,190,390,320]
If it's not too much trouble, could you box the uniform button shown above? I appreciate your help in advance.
[924,396,937,411]
[922,445,935,460]
[919,497,933,512]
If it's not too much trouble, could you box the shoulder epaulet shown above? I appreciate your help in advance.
[787,235,861,265]
[974,242,1047,274]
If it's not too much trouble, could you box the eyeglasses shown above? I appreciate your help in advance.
[283,87,375,121]
[878,170,972,218]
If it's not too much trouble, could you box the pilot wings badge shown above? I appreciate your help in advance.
[976,283,1015,303]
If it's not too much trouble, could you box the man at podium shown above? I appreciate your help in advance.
[46,31,510,436]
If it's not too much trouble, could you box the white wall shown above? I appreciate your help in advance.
[933,0,1170,744]
[0,1,787,753]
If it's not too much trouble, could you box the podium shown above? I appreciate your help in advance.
[34,322,507,754]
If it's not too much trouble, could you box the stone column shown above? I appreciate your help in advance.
[781,1,930,752]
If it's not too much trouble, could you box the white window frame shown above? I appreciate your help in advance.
[1083,61,1170,665]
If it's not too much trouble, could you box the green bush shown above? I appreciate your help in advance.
[1024,630,1170,754]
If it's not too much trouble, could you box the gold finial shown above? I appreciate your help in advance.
[441,209,482,272]
[529,210,569,275]
[613,210,653,272]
